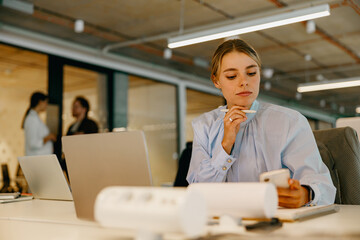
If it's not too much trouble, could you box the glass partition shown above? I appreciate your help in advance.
[0,44,48,182]
[186,89,224,142]
[128,75,177,186]
[62,65,108,135]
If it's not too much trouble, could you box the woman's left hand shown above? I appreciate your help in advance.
[277,179,309,208]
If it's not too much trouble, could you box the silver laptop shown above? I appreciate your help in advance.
[18,154,73,201]
[62,130,152,220]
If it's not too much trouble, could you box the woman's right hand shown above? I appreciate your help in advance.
[222,106,248,154]
[44,133,57,143]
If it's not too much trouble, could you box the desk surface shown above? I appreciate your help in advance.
[0,199,359,240]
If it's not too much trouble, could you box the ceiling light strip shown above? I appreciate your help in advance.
[356,107,360,114]
[168,4,330,48]
[297,77,360,93]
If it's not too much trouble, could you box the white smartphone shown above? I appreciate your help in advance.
[259,169,290,188]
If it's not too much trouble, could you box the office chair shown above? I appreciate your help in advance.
[0,164,11,193]
[174,128,360,204]
[313,127,360,205]
[174,141,192,187]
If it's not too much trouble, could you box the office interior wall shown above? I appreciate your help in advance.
[318,121,333,130]
[0,35,337,187]
[0,43,48,180]
[186,89,225,142]
[62,65,108,135]
[127,75,177,186]
[308,118,333,131]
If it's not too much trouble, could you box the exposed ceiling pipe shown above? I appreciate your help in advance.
[102,33,173,53]
[32,7,194,65]
[179,0,185,35]
[313,25,360,63]
[268,0,360,64]
[277,64,360,79]
[192,0,234,19]
[346,0,360,15]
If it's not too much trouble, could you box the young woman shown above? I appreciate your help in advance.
[187,39,335,208]
[22,92,56,156]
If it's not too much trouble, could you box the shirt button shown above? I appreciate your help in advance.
[227,159,232,163]
[222,166,227,171]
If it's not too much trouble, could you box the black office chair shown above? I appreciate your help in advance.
[174,141,192,187]
[0,164,11,193]
[313,127,360,205]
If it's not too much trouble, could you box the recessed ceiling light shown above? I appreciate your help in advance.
[320,99,326,107]
[263,68,274,79]
[306,20,316,34]
[74,19,84,33]
[163,48,172,59]
[356,106,360,114]
[304,54,312,61]
[264,81,271,91]
[339,106,345,114]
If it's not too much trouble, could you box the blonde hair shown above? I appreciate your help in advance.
[210,39,261,82]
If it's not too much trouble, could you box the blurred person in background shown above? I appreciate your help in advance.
[66,96,98,135]
[22,91,56,156]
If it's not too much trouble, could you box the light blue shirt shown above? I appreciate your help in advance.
[24,109,53,156]
[187,100,336,205]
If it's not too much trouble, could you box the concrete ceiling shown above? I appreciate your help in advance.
[0,0,360,117]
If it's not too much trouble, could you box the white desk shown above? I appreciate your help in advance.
[0,199,359,240]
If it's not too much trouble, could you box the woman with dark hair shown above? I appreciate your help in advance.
[22,92,56,156]
[66,96,98,135]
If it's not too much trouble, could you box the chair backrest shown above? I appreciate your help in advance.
[174,141,193,187]
[313,127,360,205]
[0,164,11,193]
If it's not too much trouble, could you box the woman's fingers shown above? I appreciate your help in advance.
[289,179,301,190]
[222,106,250,154]
[227,114,247,123]
[225,106,248,123]
[277,179,309,208]
[278,198,303,208]
[227,106,248,116]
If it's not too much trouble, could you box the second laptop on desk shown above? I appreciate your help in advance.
[18,154,73,201]
[62,130,153,220]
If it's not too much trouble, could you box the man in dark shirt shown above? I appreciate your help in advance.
[66,96,99,135]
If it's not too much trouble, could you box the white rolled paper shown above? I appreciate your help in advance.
[187,182,278,219]
[94,186,207,238]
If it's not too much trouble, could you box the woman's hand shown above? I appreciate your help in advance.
[44,133,57,144]
[222,106,248,154]
[277,179,310,208]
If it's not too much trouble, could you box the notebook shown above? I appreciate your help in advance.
[242,204,339,222]
[0,195,34,203]
[17,155,73,201]
[62,130,153,220]
[275,204,339,222]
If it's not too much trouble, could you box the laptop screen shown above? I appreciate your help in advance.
[62,130,152,220]
[17,154,73,201]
